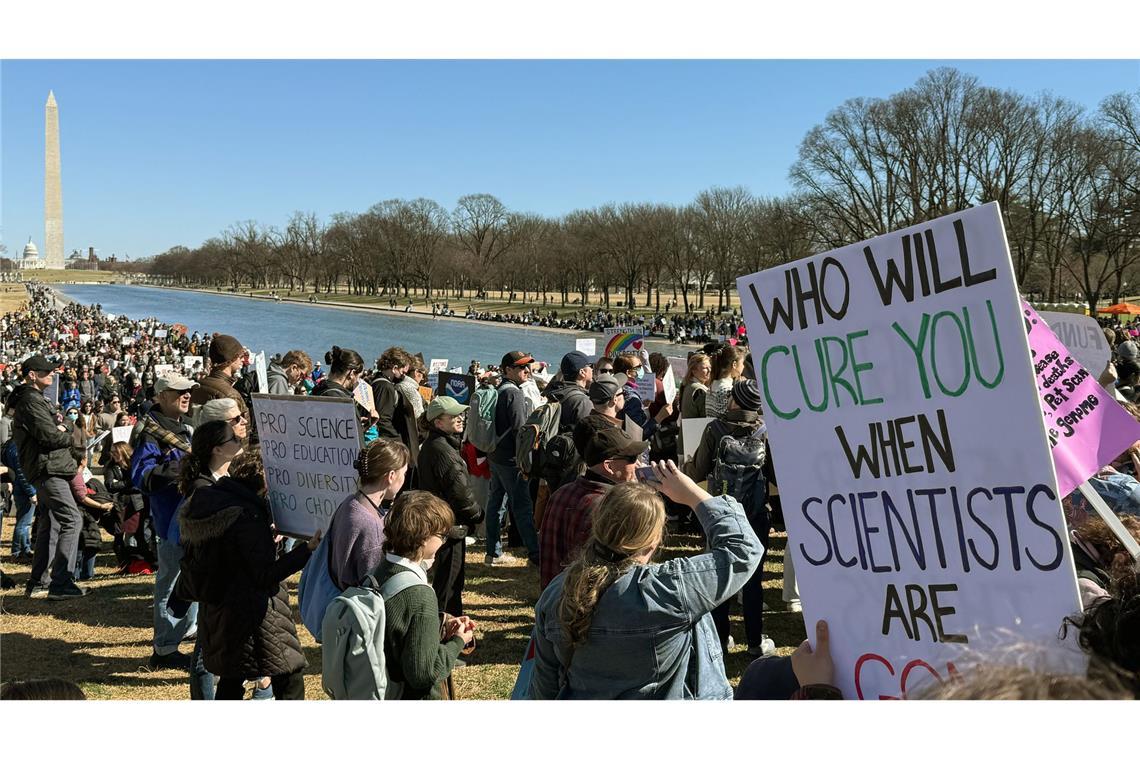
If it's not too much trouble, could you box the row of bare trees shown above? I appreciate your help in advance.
[143,68,1139,314]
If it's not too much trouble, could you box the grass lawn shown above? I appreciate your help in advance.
[0,515,802,700]
[0,286,29,314]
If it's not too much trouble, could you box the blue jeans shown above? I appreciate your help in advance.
[486,461,539,562]
[11,490,34,555]
[154,536,197,655]
[189,616,215,700]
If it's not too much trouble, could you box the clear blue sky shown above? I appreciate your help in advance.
[2,59,1137,261]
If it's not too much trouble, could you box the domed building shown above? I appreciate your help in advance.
[18,237,45,270]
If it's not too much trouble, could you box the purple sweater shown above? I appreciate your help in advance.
[326,492,387,591]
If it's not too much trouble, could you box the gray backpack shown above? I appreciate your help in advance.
[320,571,429,700]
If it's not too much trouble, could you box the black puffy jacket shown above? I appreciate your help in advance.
[177,477,311,679]
[9,383,76,481]
[417,427,483,537]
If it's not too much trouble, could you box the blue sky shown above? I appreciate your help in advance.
[2,59,1137,261]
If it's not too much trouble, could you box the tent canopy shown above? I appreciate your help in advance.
[1098,302,1140,315]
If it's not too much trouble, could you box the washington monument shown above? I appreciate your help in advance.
[44,90,64,269]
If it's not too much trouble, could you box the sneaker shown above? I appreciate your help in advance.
[47,585,88,601]
[25,584,49,599]
[787,601,802,613]
[148,650,192,669]
[747,636,777,658]
[465,536,476,546]
[726,635,735,650]
[484,554,508,566]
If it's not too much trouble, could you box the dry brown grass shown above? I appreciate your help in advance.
[0,516,803,700]
[0,286,29,315]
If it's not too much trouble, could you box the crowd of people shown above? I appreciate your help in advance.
[1,282,1138,702]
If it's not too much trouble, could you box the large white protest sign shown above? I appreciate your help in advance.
[153,363,175,378]
[253,351,268,395]
[1040,311,1111,378]
[183,356,204,373]
[737,202,1081,699]
[154,329,168,338]
[667,356,688,382]
[575,338,597,356]
[681,417,714,463]
[112,425,134,444]
[662,364,677,404]
[252,393,361,538]
[78,333,91,346]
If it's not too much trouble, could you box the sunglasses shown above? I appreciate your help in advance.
[226,413,248,424]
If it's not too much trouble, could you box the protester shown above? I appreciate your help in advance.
[2,406,37,559]
[189,333,249,420]
[485,351,541,565]
[705,344,746,420]
[418,396,483,618]
[176,451,317,700]
[325,438,409,590]
[539,427,645,590]
[131,372,197,667]
[11,354,86,601]
[530,461,762,699]
[372,490,476,699]
[265,349,313,396]
[313,346,374,439]
[612,352,673,438]
[684,378,773,656]
[67,447,109,580]
[373,346,421,470]
[572,375,624,459]
[173,419,245,700]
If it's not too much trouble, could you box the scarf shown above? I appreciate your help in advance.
[142,413,192,455]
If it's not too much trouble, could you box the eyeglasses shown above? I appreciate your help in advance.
[226,414,248,424]
[166,389,192,398]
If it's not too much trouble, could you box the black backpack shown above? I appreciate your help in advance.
[708,422,768,519]
[99,490,157,569]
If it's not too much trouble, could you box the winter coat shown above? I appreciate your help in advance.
[372,375,421,465]
[177,476,312,679]
[9,383,76,482]
[543,381,592,432]
[128,410,192,542]
[190,369,250,420]
[417,428,483,537]
[265,362,293,396]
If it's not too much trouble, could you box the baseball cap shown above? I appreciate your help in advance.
[588,375,624,404]
[501,351,535,368]
[585,427,649,467]
[560,350,591,378]
[155,374,199,393]
[21,354,61,375]
[426,396,469,421]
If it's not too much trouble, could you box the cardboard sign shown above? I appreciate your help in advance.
[636,372,656,402]
[603,327,645,357]
[1026,303,1140,496]
[1040,311,1111,379]
[438,372,475,405]
[78,333,91,346]
[736,203,1081,700]
[121,336,134,347]
[681,417,714,462]
[153,363,174,378]
[154,329,168,338]
[667,356,689,383]
[111,425,134,444]
[623,413,644,441]
[429,359,449,374]
[354,379,376,413]
[252,393,361,538]
[253,351,268,395]
[98,332,112,340]
[575,338,597,356]
[183,356,204,373]
[43,373,60,407]
[663,365,678,405]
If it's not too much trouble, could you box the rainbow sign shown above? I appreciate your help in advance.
[603,327,645,357]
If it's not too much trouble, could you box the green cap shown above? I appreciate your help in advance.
[426,395,469,421]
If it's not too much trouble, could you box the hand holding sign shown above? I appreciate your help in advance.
[792,620,835,690]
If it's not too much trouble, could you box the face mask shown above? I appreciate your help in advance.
[67,412,79,420]
[634,366,646,380]
[419,558,434,572]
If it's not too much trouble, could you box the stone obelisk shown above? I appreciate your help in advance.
[44,90,65,269]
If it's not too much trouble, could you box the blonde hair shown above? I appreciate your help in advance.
[558,482,666,648]
[683,351,711,385]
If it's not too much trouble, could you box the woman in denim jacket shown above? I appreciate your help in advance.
[530,460,763,699]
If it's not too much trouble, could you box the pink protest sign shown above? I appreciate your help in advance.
[1024,303,1140,496]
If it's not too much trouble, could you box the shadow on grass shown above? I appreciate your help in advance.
[0,631,190,691]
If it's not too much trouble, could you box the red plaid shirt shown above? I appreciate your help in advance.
[539,473,613,590]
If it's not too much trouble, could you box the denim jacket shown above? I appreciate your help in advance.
[529,494,762,699]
